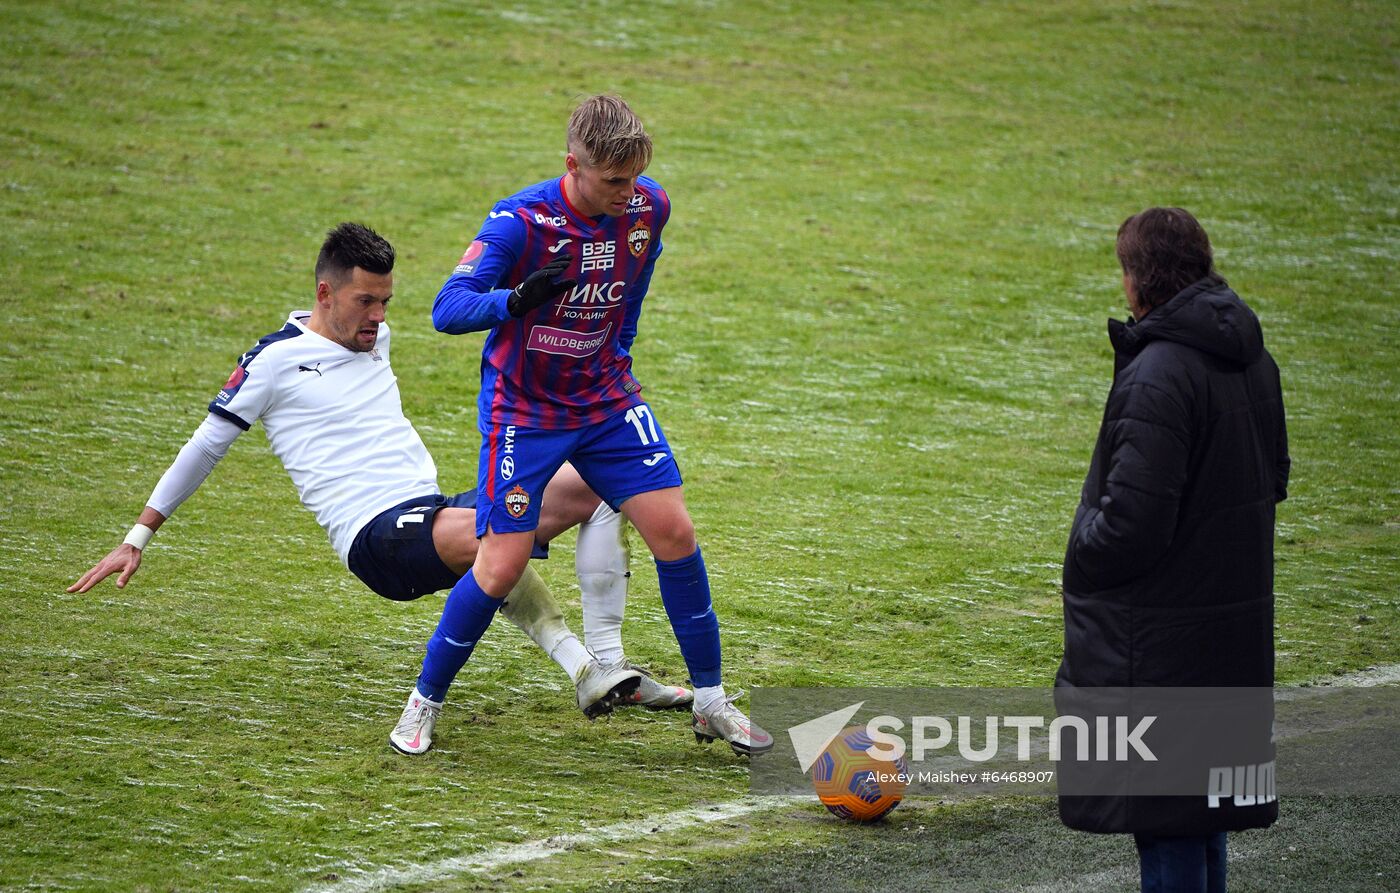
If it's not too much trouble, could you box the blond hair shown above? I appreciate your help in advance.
[567,94,652,175]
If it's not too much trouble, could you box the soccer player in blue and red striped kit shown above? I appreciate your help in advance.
[389,95,772,757]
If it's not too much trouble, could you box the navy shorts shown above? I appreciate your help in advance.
[347,491,475,601]
[347,490,551,600]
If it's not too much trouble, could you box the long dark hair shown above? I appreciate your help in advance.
[1116,207,1215,310]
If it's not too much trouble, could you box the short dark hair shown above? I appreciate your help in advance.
[1115,207,1215,310]
[315,222,395,286]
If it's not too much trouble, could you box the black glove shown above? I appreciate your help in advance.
[507,254,576,318]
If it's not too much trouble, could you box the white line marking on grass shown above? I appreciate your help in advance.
[305,795,801,893]
[1315,663,1400,687]
[311,665,1400,892]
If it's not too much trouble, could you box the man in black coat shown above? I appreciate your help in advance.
[1058,207,1290,893]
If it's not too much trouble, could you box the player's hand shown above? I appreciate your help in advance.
[67,544,144,593]
[507,254,576,317]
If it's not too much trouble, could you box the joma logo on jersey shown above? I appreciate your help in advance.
[581,240,616,272]
[504,485,531,519]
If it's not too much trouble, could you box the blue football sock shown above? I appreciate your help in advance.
[416,570,502,702]
[655,546,722,688]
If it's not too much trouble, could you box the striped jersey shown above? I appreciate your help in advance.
[432,175,671,429]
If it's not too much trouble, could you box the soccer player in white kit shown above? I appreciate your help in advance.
[69,223,692,730]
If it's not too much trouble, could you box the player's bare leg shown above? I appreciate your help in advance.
[620,487,695,560]
[537,462,602,542]
[620,488,771,755]
[469,528,535,596]
[430,507,479,574]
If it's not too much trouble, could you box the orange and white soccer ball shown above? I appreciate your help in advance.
[810,724,911,822]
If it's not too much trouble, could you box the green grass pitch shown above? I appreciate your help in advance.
[1,0,1396,889]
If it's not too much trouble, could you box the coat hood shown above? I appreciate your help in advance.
[1108,275,1264,366]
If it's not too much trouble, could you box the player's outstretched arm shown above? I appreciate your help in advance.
[68,506,167,592]
[67,413,243,593]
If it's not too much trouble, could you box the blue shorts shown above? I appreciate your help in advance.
[347,492,475,601]
[476,402,684,537]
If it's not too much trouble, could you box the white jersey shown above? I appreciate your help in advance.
[169,311,439,564]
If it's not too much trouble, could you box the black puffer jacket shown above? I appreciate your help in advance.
[1058,275,1289,833]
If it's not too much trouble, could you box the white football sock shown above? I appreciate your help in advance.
[499,565,576,669]
[577,501,628,665]
[549,635,593,682]
[694,685,728,713]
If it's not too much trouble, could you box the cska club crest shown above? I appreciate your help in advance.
[504,485,531,519]
[627,219,650,258]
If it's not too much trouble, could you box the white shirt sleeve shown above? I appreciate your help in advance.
[209,348,278,430]
[146,414,244,517]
